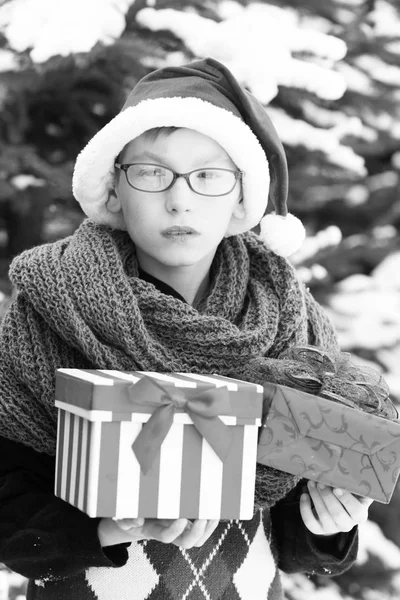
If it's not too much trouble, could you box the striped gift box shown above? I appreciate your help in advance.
[55,370,263,520]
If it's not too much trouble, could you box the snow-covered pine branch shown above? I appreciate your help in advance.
[0,0,136,63]
[136,3,348,103]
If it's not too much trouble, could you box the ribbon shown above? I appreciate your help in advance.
[281,345,398,420]
[129,375,234,474]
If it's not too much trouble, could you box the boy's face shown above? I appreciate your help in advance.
[110,128,244,271]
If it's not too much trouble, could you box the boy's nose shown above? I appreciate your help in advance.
[165,176,193,212]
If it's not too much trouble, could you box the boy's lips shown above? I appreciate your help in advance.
[161,226,200,236]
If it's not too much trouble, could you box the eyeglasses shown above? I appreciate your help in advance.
[114,163,244,197]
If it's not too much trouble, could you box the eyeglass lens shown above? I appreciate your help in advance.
[126,164,237,196]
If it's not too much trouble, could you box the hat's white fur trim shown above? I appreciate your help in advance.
[259,213,306,257]
[72,97,270,236]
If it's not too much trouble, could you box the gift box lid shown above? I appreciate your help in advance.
[55,369,263,422]
[262,382,400,455]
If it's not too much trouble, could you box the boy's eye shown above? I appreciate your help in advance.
[138,166,167,177]
[196,169,221,179]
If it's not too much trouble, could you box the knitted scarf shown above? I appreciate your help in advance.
[0,219,339,508]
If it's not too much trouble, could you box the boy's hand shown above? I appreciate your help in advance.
[111,517,220,549]
[300,481,373,536]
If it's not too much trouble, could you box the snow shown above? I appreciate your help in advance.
[368,0,400,36]
[355,55,400,87]
[10,174,46,189]
[385,40,400,54]
[0,48,18,71]
[326,277,400,351]
[136,3,348,103]
[392,151,400,169]
[357,521,400,568]
[337,62,375,95]
[292,226,343,265]
[363,110,400,138]
[301,101,378,142]
[278,58,347,101]
[372,251,400,290]
[0,0,137,63]
[267,108,367,175]
[0,572,9,595]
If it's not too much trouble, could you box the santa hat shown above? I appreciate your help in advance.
[72,57,305,257]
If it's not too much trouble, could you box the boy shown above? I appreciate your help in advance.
[0,58,369,599]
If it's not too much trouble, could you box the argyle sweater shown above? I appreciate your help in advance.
[0,435,357,600]
[0,270,358,600]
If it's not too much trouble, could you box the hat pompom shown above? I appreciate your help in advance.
[259,212,306,257]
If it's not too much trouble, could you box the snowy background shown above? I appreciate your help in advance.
[0,0,400,598]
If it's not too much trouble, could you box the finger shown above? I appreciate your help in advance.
[332,489,372,523]
[300,492,325,535]
[311,483,355,532]
[336,491,374,507]
[156,519,181,528]
[306,482,338,534]
[144,518,189,544]
[113,517,145,530]
[359,495,374,507]
[172,519,209,549]
[193,520,220,547]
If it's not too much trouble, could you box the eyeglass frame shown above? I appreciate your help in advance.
[114,162,244,197]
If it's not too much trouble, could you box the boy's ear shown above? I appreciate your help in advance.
[106,190,122,214]
[232,194,246,220]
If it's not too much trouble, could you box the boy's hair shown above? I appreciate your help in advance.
[142,126,180,141]
[116,126,181,170]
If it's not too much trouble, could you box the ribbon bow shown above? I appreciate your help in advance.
[130,375,233,474]
[281,345,398,420]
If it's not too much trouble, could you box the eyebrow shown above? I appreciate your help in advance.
[123,151,232,165]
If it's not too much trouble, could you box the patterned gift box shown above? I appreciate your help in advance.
[55,370,263,519]
[257,382,400,503]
